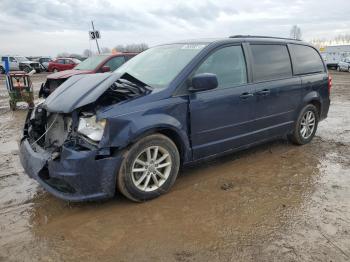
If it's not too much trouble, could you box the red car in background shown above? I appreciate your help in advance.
[40,53,137,97]
[47,57,81,72]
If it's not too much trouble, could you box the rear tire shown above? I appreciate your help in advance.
[0,67,5,74]
[117,134,180,202]
[288,104,319,145]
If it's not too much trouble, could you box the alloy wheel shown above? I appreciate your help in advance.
[131,146,172,192]
[300,110,316,139]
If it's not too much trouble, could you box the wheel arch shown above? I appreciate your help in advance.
[128,126,191,165]
[302,91,322,117]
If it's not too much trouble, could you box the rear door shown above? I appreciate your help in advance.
[189,44,256,160]
[248,43,301,139]
[288,44,328,111]
[65,59,76,70]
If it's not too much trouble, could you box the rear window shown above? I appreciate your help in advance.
[251,44,292,82]
[289,44,325,75]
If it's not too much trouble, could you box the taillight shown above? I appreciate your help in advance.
[328,75,332,94]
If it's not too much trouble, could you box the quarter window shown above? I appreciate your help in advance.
[194,45,247,89]
[289,44,325,75]
[251,44,292,82]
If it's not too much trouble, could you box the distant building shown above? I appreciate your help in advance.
[319,45,350,68]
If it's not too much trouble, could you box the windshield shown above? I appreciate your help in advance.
[15,56,29,62]
[74,56,107,70]
[41,58,51,62]
[72,58,81,64]
[115,43,207,88]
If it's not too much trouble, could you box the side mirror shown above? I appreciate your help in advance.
[190,73,218,92]
[101,66,111,73]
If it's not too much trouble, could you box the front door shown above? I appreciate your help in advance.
[189,45,256,160]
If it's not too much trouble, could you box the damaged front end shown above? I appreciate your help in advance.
[19,73,152,201]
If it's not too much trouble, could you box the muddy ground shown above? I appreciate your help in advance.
[0,71,349,262]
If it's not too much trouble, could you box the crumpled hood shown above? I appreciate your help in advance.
[43,73,122,113]
[47,69,92,80]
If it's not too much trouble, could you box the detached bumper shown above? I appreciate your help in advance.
[19,139,122,202]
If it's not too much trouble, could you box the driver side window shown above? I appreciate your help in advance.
[194,45,247,89]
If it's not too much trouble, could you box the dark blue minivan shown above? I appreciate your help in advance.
[19,36,331,202]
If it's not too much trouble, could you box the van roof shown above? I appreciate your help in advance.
[166,35,310,46]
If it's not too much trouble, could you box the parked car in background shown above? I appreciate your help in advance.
[40,53,137,97]
[320,44,350,69]
[337,57,350,72]
[47,57,81,73]
[20,36,330,202]
[38,57,53,71]
[0,55,43,74]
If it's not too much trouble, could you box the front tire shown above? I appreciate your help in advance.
[117,134,180,202]
[288,104,319,145]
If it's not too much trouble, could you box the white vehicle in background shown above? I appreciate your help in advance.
[0,55,43,74]
[320,45,350,69]
[337,57,350,72]
[38,57,52,71]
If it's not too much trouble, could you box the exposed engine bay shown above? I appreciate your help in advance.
[25,73,152,154]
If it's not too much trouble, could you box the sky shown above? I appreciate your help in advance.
[0,0,349,56]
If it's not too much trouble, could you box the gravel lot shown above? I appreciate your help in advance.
[0,71,349,262]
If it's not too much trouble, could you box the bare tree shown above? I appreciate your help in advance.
[83,49,93,57]
[56,52,70,58]
[101,47,111,54]
[113,43,149,53]
[310,34,350,48]
[290,25,302,40]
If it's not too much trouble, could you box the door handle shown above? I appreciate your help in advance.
[256,89,270,96]
[240,92,254,99]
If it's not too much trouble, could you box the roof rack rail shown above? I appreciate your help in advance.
[229,35,301,41]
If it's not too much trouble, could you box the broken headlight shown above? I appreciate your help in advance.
[77,115,106,142]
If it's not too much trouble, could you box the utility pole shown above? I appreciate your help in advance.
[91,21,101,54]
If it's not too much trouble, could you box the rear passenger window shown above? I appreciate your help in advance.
[289,44,324,75]
[251,45,292,82]
[194,45,247,89]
